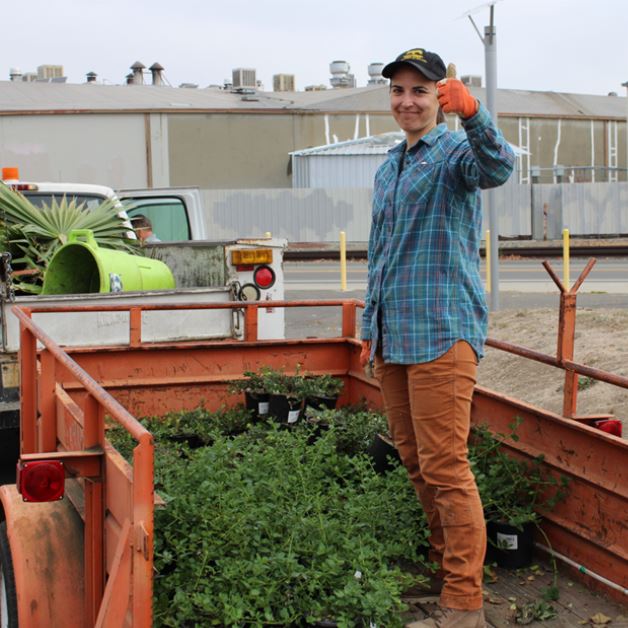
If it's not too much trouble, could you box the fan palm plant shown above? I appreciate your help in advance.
[0,182,137,294]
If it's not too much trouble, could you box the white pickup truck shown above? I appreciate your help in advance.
[0,171,287,459]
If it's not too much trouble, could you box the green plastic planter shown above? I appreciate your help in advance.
[42,229,175,295]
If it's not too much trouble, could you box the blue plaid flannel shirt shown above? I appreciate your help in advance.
[362,103,515,364]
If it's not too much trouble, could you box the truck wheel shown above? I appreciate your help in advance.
[0,522,18,628]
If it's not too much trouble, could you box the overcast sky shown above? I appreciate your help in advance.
[5,0,627,96]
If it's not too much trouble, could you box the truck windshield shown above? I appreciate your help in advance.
[22,193,108,210]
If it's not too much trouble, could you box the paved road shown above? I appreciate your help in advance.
[284,258,628,338]
[284,258,628,294]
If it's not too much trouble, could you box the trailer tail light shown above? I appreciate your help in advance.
[231,248,273,266]
[17,460,65,502]
[253,265,276,290]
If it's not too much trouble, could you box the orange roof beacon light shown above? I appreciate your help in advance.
[17,460,65,502]
[2,166,20,181]
[1,166,38,191]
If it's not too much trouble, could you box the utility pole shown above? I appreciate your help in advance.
[467,2,500,311]
[622,81,628,183]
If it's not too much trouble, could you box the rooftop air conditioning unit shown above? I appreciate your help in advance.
[232,68,257,92]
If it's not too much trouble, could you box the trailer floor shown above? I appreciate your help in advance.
[402,558,628,627]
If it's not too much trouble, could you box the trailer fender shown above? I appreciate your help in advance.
[0,485,84,628]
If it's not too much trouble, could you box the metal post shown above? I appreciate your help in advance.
[485,229,491,294]
[339,230,347,291]
[562,228,570,290]
[622,81,628,182]
[484,13,499,310]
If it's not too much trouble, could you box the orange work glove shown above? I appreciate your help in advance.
[359,340,372,367]
[437,78,478,119]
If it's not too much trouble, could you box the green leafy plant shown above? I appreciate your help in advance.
[0,183,135,294]
[227,370,268,396]
[265,368,306,399]
[107,405,253,454]
[302,374,344,400]
[469,419,569,529]
[577,375,597,391]
[110,416,431,626]
[509,599,557,624]
[306,405,389,457]
[106,405,574,626]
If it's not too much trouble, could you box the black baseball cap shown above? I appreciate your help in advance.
[382,48,446,81]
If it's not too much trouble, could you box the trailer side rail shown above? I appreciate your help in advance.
[14,305,154,628]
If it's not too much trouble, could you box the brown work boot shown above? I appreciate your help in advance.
[405,606,486,628]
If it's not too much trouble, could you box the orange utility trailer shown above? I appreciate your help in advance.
[0,294,626,626]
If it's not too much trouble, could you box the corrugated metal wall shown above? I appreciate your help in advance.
[202,182,627,242]
[200,188,374,241]
[292,154,387,188]
[200,181,532,242]
[532,182,628,238]
[492,178,532,237]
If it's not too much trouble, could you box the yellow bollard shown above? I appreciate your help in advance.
[485,230,491,294]
[563,228,570,290]
[339,231,347,292]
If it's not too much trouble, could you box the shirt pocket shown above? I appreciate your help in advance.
[399,159,443,207]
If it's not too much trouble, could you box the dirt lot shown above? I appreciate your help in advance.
[479,307,628,432]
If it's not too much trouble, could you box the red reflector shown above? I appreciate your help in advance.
[17,460,65,502]
[236,264,255,272]
[253,265,275,289]
[593,419,622,437]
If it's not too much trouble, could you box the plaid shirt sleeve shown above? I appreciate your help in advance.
[456,104,516,190]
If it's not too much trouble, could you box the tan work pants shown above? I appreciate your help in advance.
[374,340,485,610]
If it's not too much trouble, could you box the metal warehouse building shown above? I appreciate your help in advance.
[0,80,625,190]
[290,133,404,188]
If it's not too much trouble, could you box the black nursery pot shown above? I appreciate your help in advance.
[367,433,401,474]
[244,391,269,420]
[485,520,535,569]
[268,394,304,424]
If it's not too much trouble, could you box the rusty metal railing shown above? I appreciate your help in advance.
[14,306,154,628]
[19,282,628,422]
[486,259,628,426]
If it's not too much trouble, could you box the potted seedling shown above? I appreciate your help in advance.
[304,374,344,412]
[263,368,306,424]
[470,422,569,569]
[228,370,270,420]
[323,406,390,457]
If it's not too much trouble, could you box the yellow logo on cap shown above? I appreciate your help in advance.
[401,49,426,62]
